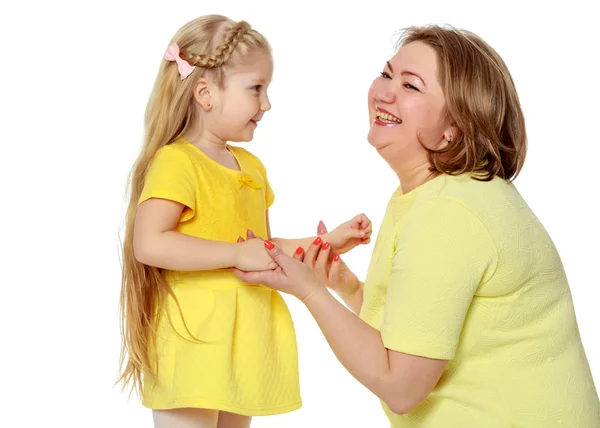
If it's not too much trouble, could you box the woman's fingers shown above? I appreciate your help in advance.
[314,241,332,279]
[329,253,342,284]
[293,246,304,261]
[304,236,323,268]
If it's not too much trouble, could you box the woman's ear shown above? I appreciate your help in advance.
[443,124,458,145]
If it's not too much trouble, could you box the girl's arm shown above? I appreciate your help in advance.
[133,198,273,271]
[266,210,325,255]
[267,211,372,259]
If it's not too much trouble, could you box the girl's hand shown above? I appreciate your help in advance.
[233,240,322,302]
[233,231,278,272]
[323,214,372,255]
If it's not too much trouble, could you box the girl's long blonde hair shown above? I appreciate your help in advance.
[117,15,271,397]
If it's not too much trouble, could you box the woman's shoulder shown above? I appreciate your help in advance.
[406,173,524,228]
[426,173,515,207]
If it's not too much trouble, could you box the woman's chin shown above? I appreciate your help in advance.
[367,132,393,150]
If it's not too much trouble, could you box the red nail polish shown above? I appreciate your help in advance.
[295,246,303,254]
[323,242,330,250]
[264,240,275,250]
[313,236,322,245]
[333,254,340,262]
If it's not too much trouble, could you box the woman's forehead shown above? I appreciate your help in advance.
[389,41,439,78]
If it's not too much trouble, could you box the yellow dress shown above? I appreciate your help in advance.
[138,138,301,416]
[361,173,600,427]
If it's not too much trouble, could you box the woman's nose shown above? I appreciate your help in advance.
[373,84,396,105]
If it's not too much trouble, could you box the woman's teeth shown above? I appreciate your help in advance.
[377,112,402,123]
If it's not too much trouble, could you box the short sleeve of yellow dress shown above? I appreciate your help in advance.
[138,139,301,416]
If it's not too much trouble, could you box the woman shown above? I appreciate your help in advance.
[235,25,600,427]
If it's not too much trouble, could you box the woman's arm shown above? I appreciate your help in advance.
[234,243,447,414]
[334,281,364,315]
[302,285,446,415]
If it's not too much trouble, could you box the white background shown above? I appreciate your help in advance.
[1,0,599,427]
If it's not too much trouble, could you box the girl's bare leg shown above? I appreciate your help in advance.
[216,411,252,428]
[152,408,219,428]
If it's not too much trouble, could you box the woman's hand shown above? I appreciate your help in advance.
[323,214,372,255]
[301,228,362,297]
[233,231,278,272]
[233,239,323,302]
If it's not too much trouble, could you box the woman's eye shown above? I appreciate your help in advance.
[380,71,391,79]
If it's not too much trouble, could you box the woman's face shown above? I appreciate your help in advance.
[367,41,453,169]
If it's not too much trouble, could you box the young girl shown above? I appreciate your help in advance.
[117,15,371,428]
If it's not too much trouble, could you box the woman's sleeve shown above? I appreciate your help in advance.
[380,197,497,360]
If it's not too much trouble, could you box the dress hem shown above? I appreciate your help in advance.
[142,398,302,416]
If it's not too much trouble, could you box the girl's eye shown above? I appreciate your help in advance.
[252,85,262,92]
[404,83,419,91]
[379,71,391,79]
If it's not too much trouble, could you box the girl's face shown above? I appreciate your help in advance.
[367,41,453,170]
[201,49,273,143]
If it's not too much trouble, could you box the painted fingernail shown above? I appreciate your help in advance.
[295,246,303,254]
[313,236,322,245]
[323,242,330,250]
[264,240,275,250]
[333,254,340,262]
[237,236,244,243]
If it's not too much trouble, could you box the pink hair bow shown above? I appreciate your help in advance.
[164,44,195,80]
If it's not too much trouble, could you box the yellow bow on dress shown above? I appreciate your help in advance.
[238,174,263,189]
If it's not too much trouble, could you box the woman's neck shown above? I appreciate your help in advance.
[395,161,439,195]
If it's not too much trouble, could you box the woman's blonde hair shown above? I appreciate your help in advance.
[396,25,527,181]
[117,15,271,397]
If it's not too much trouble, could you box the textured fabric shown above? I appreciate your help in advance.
[360,173,600,427]
[138,138,301,416]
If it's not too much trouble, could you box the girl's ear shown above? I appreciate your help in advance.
[193,78,213,111]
